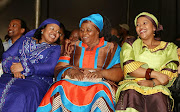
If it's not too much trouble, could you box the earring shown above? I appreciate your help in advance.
[41,31,43,34]
[153,31,156,36]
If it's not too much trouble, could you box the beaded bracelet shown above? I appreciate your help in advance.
[145,68,153,80]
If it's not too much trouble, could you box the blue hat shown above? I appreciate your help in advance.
[25,18,60,37]
[79,14,103,32]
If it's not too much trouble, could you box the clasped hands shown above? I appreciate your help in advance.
[137,72,170,87]
[10,62,25,79]
[64,68,103,81]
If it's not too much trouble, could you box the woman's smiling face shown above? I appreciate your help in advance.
[79,22,99,46]
[136,17,156,40]
[40,24,60,44]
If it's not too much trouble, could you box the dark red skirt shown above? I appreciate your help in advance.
[115,89,172,112]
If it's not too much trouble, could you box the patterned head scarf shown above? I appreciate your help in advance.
[25,18,60,37]
[134,12,163,31]
[79,13,104,32]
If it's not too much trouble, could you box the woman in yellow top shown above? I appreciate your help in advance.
[115,12,179,112]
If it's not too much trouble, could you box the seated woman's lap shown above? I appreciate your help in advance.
[116,89,172,112]
[0,75,51,112]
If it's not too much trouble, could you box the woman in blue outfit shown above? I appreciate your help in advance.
[0,18,61,112]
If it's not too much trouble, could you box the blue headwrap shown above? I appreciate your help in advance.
[79,13,103,32]
[25,18,60,37]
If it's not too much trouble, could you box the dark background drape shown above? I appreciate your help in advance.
[0,0,179,42]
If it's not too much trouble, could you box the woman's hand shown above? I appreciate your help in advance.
[85,70,103,79]
[137,80,154,87]
[14,72,25,79]
[63,39,75,56]
[65,68,84,81]
[152,71,169,85]
[10,62,24,73]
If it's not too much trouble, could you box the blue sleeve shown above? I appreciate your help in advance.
[23,45,61,77]
[2,36,26,73]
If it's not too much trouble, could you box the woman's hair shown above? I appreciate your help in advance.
[55,22,71,45]
[60,23,70,39]
[33,25,46,42]
[99,15,112,42]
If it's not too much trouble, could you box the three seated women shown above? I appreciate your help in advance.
[37,12,179,112]
[0,12,178,112]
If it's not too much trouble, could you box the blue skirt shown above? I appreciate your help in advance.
[0,74,53,112]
